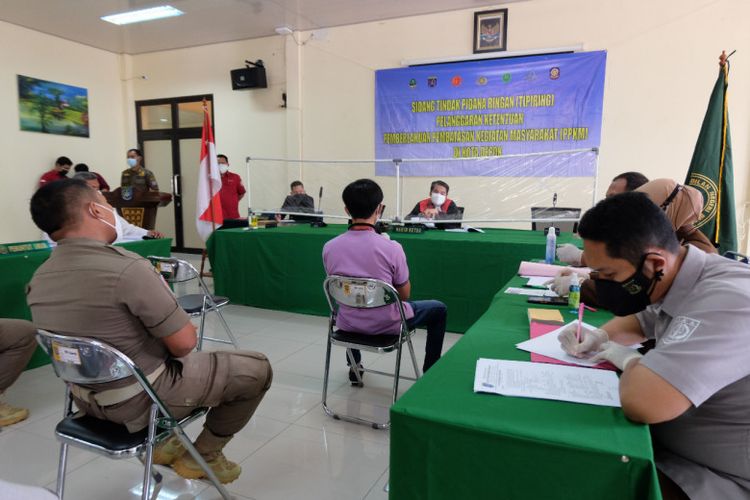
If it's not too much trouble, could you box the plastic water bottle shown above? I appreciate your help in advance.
[568,273,580,310]
[545,227,557,264]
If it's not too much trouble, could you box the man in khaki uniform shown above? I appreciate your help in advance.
[120,148,159,192]
[0,319,37,427]
[26,179,272,484]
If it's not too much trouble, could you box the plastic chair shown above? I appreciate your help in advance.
[147,256,238,351]
[322,276,421,429]
[530,206,581,234]
[35,329,232,500]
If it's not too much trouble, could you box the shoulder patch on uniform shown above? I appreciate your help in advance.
[662,316,701,345]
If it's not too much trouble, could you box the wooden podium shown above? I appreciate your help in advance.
[104,188,172,230]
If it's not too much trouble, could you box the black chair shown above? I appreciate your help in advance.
[322,276,421,429]
[36,329,232,500]
[724,251,749,264]
[530,207,581,233]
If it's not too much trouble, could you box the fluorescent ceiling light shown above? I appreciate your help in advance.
[101,5,183,26]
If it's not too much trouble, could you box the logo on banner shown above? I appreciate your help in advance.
[686,173,718,228]
[427,77,437,88]
[525,71,537,81]
[451,75,462,87]
[502,73,512,83]
[476,76,488,86]
[408,78,417,89]
[549,67,561,80]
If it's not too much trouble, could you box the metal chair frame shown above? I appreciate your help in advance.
[147,256,238,351]
[322,276,421,429]
[36,329,232,500]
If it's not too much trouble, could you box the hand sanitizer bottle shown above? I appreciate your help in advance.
[545,227,557,264]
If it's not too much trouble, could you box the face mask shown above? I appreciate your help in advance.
[219,164,229,174]
[593,254,663,316]
[91,203,123,243]
[59,169,69,177]
[127,158,138,168]
[431,192,446,207]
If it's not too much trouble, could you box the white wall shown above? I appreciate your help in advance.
[291,0,750,237]
[0,20,127,242]
[128,36,289,214]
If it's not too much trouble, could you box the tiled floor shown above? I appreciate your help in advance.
[0,253,462,500]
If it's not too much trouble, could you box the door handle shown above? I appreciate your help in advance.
[173,174,181,197]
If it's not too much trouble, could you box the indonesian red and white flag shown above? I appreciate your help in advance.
[196,105,223,241]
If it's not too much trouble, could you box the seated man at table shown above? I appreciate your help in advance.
[0,319,37,427]
[406,180,460,223]
[275,181,316,222]
[323,179,447,382]
[557,191,750,500]
[27,179,272,484]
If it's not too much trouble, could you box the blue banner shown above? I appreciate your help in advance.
[375,51,606,177]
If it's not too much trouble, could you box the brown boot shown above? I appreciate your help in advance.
[172,428,240,484]
[0,400,29,427]
[152,435,185,466]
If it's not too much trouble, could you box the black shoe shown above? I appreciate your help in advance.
[348,364,364,387]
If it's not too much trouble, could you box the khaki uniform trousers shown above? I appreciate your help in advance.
[0,319,38,393]
[75,350,272,453]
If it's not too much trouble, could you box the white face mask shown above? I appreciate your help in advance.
[91,203,123,243]
[219,164,229,174]
[127,158,138,168]
[431,192,446,207]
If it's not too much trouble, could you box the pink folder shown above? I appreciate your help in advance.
[529,321,616,371]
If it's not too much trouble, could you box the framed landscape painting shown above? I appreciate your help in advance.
[17,75,89,137]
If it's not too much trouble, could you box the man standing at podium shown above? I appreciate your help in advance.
[120,148,159,193]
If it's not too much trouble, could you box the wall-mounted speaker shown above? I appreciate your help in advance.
[230,67,267,90]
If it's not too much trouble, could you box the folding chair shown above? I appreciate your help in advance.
[35,329,232,500]
[322,276,421,429]
[724,251,749,264]
[148,256,238,351]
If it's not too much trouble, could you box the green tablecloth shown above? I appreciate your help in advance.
[389,276,661,500]
[0,238,172,369]
[208,225,578,333]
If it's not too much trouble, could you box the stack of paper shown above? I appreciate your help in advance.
[518,261,592,278]
[473,358,621,407]
[527,308,564,325]
[504,287,558,298]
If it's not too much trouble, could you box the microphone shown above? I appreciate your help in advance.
[318,186,323,213]
[552,192,558,208]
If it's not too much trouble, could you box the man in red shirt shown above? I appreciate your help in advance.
[38,156,72,187]
[217,154,246,220]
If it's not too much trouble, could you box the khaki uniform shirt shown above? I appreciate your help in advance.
[120,167,159,192]
[636,245,750,499]
[27,238,189,389]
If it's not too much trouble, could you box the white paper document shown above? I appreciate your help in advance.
[473,358,621,407]
[515,320,641,368]
[504,287,559,298]
[516,320,605,367]
[525,276,552,288]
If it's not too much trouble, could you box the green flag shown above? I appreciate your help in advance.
[685,62,737,254]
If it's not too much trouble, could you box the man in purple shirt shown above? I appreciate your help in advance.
[323,179,447,384]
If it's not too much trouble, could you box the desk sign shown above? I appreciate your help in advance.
[392,225,425,234]
[0,240,51,255]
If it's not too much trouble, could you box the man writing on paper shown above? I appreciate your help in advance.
[557,192,750,500]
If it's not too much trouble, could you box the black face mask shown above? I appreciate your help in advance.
[593,254,663,316]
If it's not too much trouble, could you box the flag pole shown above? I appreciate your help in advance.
[714,51,730,244]
[203,98,217,234]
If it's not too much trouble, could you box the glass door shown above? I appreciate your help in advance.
[135,95,213,252]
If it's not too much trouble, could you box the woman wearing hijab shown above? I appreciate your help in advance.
[551,178,717,306]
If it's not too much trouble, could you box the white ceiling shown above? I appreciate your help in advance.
[0,0,520,55]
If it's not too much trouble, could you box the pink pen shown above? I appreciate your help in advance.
[576,302,584,343]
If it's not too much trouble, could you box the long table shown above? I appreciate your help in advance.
[389,275,661,500]
[0,238,172,369]
[207,225,577,333]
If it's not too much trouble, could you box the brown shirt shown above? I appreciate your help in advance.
[26,238,189,388]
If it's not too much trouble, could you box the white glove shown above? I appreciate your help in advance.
[546,268,590,296]
[558,323,608,358]
[590,341,643,371]
[556,244,583,266]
